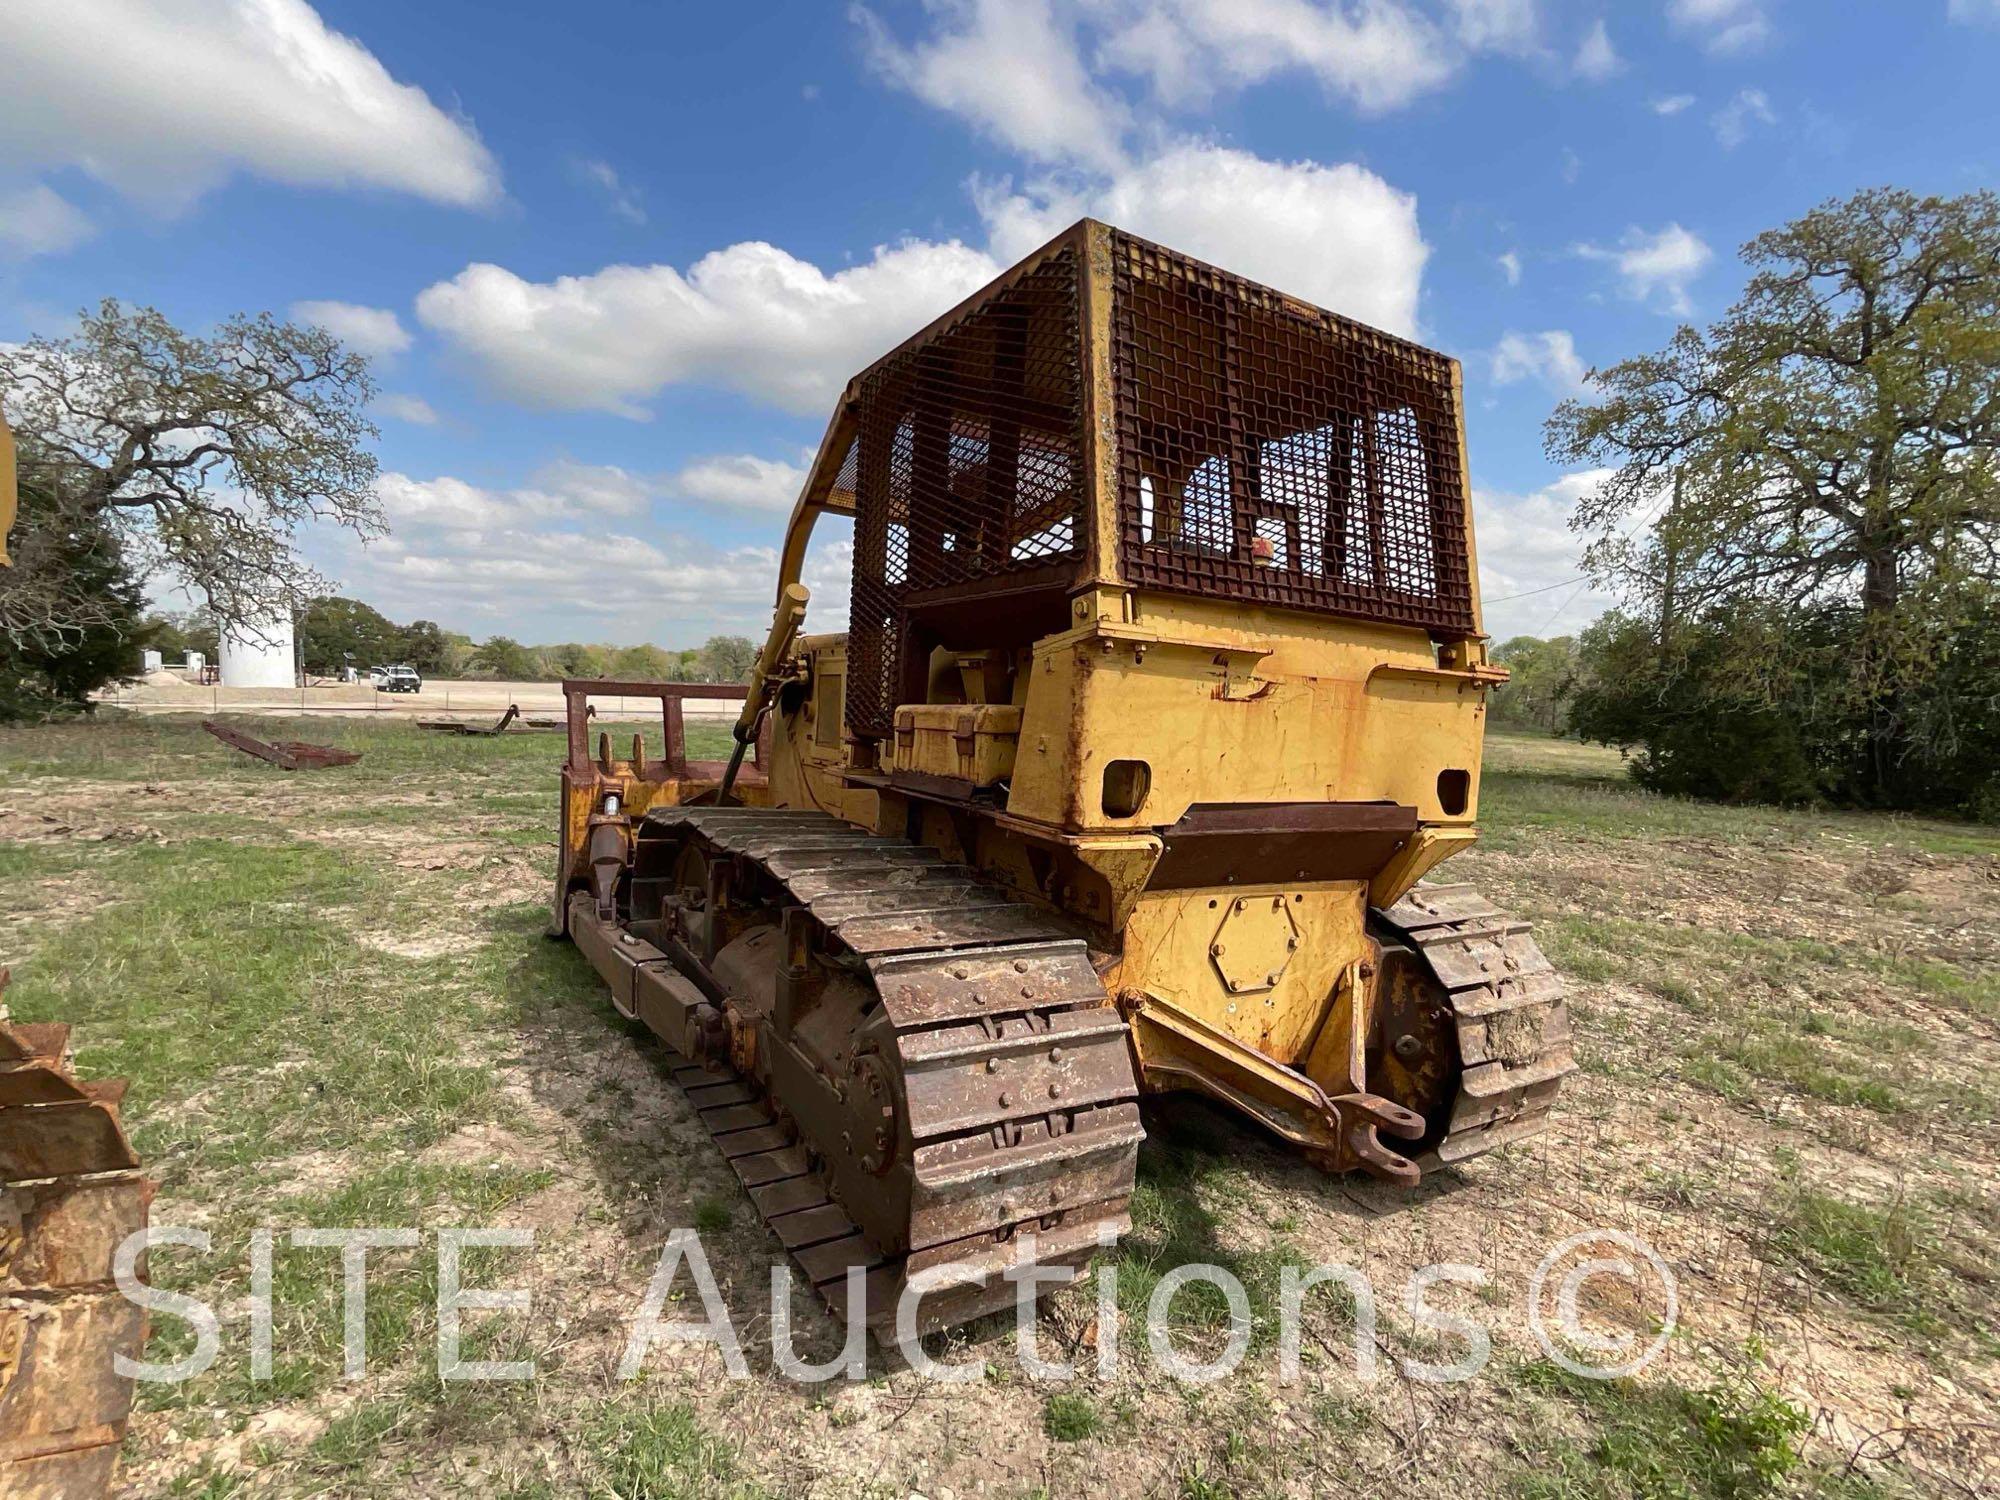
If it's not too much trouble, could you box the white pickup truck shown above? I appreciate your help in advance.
[370,664,423,694]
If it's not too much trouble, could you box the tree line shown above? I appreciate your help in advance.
[146,596,758,684]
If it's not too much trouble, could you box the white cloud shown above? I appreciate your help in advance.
[1560,146,1582,184]
[1665,0,1771,55]
[576,158,646,224]
[670,454,811,515]
[416,236,999,418]
[1445,0,1541,53]
[1472,469,1619,640]
[1949,0,2000,21]
[341,467,836,640]
[1651,92,1697,115]
[1710,87,1775,149]
[362,524,781,627]
[0,183,93,258]
[1491,330,1588,395]
[291,300,412,360]
[1498,250,1522,285]
[374,472,515,531]
[1572,19,1621,80]
[1091,0,1463,116]
[855,0,1129,170]
[374,393,439,426]
[857,0,1556,159]
[374,463,662,534]
[1575,222,1712,315]
[423,138,1428,417]
[518,460,658,518]
[979,143,1427,335]
[376,452,815,540]
[0,0,500,215]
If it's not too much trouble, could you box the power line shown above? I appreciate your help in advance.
[1480,575,1587,604]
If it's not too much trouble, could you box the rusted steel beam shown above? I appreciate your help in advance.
[201,720,361,770]
[416,705,520,736]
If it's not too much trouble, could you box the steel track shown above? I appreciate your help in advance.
[594,806,1144,1337]
[1370,882,1576,1164]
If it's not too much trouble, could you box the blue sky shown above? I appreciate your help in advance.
[4,0,1997,647]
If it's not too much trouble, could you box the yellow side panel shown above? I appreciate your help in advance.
[1007,626,1488,833]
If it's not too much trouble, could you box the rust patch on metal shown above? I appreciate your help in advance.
[1,970,150,1497]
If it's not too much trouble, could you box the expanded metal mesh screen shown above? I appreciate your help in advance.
[1109,232,1475,633]
[845,247,1085,739]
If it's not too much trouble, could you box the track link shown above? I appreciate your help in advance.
[588,806,1143,1337]
[1370,882,1575,1164]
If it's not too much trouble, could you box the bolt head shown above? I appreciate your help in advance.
[1048,1083,1063,1099]
[1049,1045,1064,1062]
[1393,1034,1423,1062]
[998,1091,1012,1108]
[986,1057,1000,1073]
[1013,960,1029,974]
[952,965,970,980]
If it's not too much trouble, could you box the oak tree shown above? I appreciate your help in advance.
[1,299,382,638]
[1548,187,2000,802]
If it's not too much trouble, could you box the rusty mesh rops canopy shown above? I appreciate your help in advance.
[835,225,1476,739]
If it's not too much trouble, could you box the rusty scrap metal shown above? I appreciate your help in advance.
[201,719,361,770]
[416,704,520,736]
[1,969,151,1498]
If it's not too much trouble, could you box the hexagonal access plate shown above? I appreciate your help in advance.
[1209,894,1300,994]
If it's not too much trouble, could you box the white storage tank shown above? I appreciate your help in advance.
[218,612,296,689]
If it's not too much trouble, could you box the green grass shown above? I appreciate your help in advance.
[1509,1356,1810,1500]
[6,838,509,1179]
[1107,1108,1319,1354]
[1764,1186,1997,1346]
[579,1399,767,1499]
[1043,1391,1102,1442]
[1481,730,1999,858]
[0,709,734,784]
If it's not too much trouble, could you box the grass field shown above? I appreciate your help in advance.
[3,716,1994,1498]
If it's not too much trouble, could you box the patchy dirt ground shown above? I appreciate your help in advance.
[2,716,1994,1499]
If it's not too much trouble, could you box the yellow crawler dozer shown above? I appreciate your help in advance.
[553,222,1574,1333]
